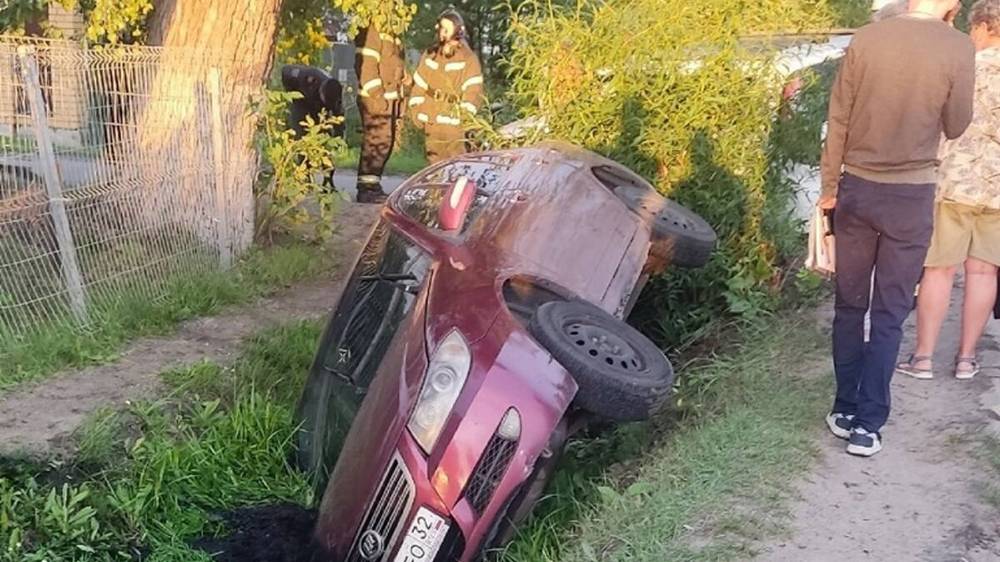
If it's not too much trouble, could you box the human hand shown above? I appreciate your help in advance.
[819,195,837,210]
[945,5,960,26]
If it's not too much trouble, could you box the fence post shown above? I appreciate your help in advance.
[17,46,89,324]
[207,66,232,270]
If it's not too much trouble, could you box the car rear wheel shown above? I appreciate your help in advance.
[529,301,674,422]
[616,184,716,269]
[592,165,716,269]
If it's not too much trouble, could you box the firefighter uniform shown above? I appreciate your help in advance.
[355,26,406,198]
[408,42,484,163]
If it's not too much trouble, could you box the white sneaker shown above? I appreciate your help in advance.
[825,413,854,440]
[846,427,882,457]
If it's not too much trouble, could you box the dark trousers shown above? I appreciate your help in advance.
[832,174,935,433]
[358,99,400,191]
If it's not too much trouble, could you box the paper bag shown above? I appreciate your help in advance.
[805,206,835,276]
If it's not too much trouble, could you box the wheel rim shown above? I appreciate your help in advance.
[563,320,646,372]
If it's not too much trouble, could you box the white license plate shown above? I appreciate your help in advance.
[393,507,450,562]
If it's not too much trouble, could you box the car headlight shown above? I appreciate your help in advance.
[408,331,471,454]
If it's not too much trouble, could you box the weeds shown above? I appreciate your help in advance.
[500,315,830,562]
[0,243,331,392]
[0,321,322,561]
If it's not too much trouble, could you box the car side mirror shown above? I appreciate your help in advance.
[439,176,475,232]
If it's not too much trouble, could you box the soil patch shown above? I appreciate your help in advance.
[192,504,320,562]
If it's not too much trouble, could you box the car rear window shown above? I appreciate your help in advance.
[395,158,511,233]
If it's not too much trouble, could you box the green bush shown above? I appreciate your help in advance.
[254,90,347,244]
[505,0,837,344]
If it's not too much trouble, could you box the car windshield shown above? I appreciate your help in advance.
[395,157,512,233]
[321,221,432,388]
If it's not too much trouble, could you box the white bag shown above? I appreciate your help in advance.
[805,205,836,276]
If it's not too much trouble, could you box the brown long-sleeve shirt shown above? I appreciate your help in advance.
[820,16,976,198]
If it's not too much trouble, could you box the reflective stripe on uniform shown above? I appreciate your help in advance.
[413,71,429,89]
[424,58,440,70]
[358,47,381,61]
[408,96,426,107]
[417,113,430,123]
[379,33,401,45]
[462,75,484,91]
[435,115,461,126]
[460,102,478,115]
[360,78,383,93]
[383,91,400,100]
[444,61,466,72]
[358,174,382,184]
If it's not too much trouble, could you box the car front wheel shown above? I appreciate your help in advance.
[529,300,675,422]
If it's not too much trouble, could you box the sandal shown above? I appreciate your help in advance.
[955,356,981,380]
[896,354,934,380]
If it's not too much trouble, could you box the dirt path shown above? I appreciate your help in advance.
[0,204,381,458]
[760,282,1000,562]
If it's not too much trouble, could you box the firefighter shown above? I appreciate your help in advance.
[281,65,345,191]
[355,25,406,204]
[408,9,484,164]
[281,65,345,139]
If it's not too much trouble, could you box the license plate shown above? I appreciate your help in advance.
[393,507,449,562]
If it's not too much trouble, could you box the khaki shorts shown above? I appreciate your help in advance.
[924,201,1000,268]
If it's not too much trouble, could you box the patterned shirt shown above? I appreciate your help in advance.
[938,47,1000,209]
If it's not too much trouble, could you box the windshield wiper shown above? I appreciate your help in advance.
[359,272,420,294]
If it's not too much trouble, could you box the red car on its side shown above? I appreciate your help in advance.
[294,142,716,562]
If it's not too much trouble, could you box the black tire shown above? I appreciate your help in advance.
[529,301,674,422]
[616,184,716,269]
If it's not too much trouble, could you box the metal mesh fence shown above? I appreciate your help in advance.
[0,36,250,338]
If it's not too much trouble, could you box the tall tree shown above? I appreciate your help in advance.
[140,0,284,256]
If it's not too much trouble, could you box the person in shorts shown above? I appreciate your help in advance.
[897,0,1000,381]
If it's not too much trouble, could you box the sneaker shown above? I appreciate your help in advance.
[846,427,882,457]
[356,189,388,205]
[826,413,854,440]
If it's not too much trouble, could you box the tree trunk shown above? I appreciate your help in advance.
[138,0,282,261]
[148,0,282,86]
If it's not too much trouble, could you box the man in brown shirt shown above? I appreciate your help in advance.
[820,0,975,457]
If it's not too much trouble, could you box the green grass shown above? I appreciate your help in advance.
[0,243,332,392]
[499,315,831,562]
[0,303,832,561]
[0,320,322,562]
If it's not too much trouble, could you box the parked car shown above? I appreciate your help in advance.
[294,142,716,562]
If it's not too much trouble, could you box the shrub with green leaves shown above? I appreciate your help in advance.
[254,90,347,244]
[506,0,837,343]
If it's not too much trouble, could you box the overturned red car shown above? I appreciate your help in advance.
[294,142,716,562]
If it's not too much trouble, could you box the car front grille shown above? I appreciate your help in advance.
[464,433,518,515]
[348,454,415,562]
